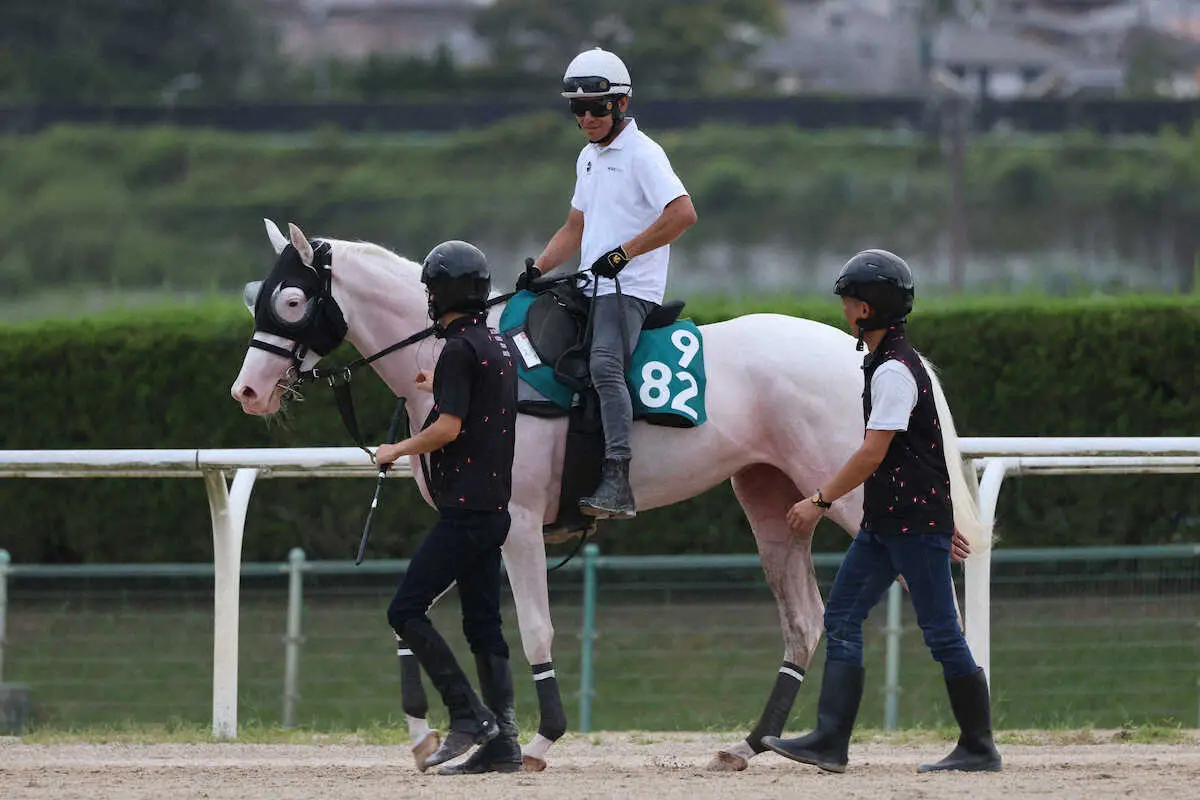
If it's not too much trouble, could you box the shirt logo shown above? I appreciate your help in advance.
[585,161,592,175]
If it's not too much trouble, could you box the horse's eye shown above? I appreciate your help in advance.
[274,289,309,324]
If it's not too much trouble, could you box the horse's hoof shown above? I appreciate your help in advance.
[707,750,749,772]
[411,730,440,771]
[522,754,548,772]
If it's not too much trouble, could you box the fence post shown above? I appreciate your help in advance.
[579,542,599,734]
[967,459,1007,684]
[205,467,259,740]
[0,550,8,683]
[883,580,902,731]
[283,548,306,728]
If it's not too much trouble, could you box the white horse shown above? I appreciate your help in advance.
[231,220,988,771]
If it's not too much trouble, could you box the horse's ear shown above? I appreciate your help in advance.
[264,219,288,254]
[243,280,264,315]
[288,222,316,268]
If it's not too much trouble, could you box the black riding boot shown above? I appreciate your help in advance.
[919,668,1002,773]
[761,661,865,774]
[579,457,636,519]
[400,619,498,771]
[438,652,523,775]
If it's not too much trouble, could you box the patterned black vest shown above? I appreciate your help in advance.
[861,327,954,535]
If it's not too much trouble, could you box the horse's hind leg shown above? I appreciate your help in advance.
[709,464,825,772]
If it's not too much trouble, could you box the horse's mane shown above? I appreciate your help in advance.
[327,238,422,277]
[328,237,508,302]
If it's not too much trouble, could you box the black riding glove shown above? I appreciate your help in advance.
[515,257,542,292]
[590,246,630,279]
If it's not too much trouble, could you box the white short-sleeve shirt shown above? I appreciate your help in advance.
[569,119,688,304]
[866,360,919,431]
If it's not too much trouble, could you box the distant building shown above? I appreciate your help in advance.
[259,0,491,65]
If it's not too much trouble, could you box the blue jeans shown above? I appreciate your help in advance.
[824,530,978,679]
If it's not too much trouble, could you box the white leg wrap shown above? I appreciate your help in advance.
[523,732,554,760]
[406,714,432,744]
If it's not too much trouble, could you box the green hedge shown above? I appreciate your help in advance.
[3,123,1200,299]
[1,295,1197,564]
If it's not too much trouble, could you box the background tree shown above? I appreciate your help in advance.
[473,0,783,96]
[0,0,278,103]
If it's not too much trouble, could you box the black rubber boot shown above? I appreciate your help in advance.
[438,653,523,775]
[761,661,865,774]
[400,619,498,771]
[579,457,636,519]
[919,668,1002,773]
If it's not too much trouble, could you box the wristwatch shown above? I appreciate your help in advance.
[811,490,832,510]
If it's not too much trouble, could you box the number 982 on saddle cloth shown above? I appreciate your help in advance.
[499,288,708,428]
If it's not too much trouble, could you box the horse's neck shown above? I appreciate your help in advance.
[331,244,438,424]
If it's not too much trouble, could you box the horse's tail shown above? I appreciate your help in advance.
[921,355,993,550]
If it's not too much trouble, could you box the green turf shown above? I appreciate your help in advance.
[5,573,1197,734]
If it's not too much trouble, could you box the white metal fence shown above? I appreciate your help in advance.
[1,437,1198,737]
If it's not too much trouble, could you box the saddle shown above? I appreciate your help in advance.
[519,280,685,415]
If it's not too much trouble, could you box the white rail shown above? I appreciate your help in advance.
[1,436,1198,738]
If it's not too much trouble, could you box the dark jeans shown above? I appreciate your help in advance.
[589,293,655,460]
[387,508,511,657]
[824,529,978,679]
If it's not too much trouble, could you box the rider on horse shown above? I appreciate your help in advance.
[517,47,697,520]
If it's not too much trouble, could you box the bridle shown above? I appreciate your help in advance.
[247,241,519,454]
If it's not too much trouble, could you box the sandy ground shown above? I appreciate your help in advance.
[4,732,1200,800]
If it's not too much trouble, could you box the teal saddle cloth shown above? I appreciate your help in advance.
[498,288,707,428]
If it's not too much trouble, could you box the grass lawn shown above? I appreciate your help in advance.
[6,567,1197,734]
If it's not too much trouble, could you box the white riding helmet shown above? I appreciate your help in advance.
[561,47,632,99]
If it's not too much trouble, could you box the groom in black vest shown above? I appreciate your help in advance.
[762,250,1002,775]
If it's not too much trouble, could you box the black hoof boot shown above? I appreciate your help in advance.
[919,668,1002,773]
[438,653,522,775]
[423,725,499,771]
[399,618,499,772]
[762,661,865,774]
[579,458,635,519]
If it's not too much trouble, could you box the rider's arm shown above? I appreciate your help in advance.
[622,194,697,258]
[534,207,585,276]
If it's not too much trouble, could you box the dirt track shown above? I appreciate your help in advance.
[5,732,1200,800]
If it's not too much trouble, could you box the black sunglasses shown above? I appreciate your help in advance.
[569,97,616,117]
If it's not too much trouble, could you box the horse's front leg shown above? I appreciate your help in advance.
[397,582,455,769]
[710,465,825,771]
[502,502,565,772]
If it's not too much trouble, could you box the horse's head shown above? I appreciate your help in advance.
[231,220,350,415]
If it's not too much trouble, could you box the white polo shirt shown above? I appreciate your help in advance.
[570,119,688,304]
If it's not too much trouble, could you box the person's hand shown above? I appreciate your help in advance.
[590,245,629,279]
[786,497,823,536]
[515,257,542,291]
[414,370,433,393]
[374,442,406,468]
[951,527,971,563]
